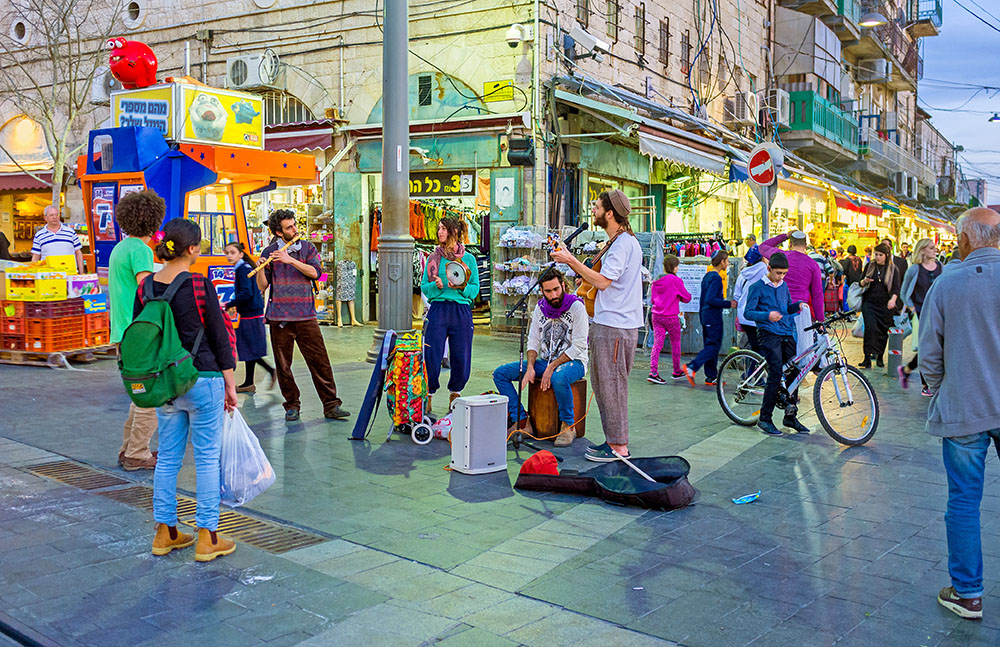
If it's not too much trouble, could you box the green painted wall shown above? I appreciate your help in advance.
[356,133,500,172]
[580,140,648,185]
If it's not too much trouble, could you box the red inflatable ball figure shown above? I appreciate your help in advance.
[107,38,158,89]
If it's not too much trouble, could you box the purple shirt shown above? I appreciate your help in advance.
[758,234,825,322]
[262,239,322,322]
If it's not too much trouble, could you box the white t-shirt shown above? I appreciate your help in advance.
[593,233,644,329]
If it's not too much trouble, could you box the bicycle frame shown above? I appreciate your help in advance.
[739,330,855,405]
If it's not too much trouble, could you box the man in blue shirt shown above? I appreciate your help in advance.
[683,250,735,386]
[744,252,811,436]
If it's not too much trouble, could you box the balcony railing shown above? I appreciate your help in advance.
[861,0,920,80]
[787,91,860,154]
[917,0,943,27]
[861,128,935,183]
[838,0,860,25]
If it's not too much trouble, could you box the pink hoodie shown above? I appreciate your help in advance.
[650,273,692,318]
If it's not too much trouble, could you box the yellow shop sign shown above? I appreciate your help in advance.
[111,83,264,150]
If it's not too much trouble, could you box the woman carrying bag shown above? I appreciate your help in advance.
[136,219,240,562]
[421,217,480,412]
[897,238,942,395]
[858,243,901,369]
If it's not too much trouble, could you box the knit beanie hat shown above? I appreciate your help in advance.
[770,252,789,269]
[607,190,631,218]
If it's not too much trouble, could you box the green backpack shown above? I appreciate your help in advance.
[119,272,203,408]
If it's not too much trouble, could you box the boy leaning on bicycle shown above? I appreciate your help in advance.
[743,252,812,437]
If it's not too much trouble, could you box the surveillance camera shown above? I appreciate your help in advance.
[569,23,609,55]
[506,24,524,48]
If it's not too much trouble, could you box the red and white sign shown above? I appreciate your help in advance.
[748,146,776,186]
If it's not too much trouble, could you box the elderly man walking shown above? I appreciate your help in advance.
[919,207,1000,620]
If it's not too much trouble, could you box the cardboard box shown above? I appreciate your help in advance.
[45,255,77,273]
[67,274,100,299]
[5,271,68,301]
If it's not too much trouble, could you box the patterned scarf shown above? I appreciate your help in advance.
[427,242,465,282]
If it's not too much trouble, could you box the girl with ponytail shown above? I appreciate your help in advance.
[225,241,276,392]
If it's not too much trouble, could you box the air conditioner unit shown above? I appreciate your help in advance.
[727,91,760,127]
[882,111,898,131]
[90,67,123,105]
[927,184,939,201]
[891,171,907,193]
[856,59,892,83]
[760,89,790,127]
[226,50,280,90]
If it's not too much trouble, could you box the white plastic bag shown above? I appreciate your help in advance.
[846,283,865,311]
[220,409,275,507]
[852,315,864,338]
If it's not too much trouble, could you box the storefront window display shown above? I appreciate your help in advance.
[242,184,321,253]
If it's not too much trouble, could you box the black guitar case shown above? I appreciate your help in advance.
[514,455,695,510]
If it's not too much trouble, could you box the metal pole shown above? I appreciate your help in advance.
[761,184,770,240]
[368,0,414,362]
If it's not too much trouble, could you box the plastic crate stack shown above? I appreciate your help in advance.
[3,299,91,353]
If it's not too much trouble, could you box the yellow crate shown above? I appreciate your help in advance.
[5,271,68,302]
[45,255,77,273]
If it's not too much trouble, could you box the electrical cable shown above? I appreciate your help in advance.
[687,0,716,109]
[952,0,1000,34]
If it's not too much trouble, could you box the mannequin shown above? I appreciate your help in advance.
[335,259,362,327]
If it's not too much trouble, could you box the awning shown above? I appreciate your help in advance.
[0,171,52,192]
[264,128,333,153]
[835,196,882,217]
[638,132,727,175]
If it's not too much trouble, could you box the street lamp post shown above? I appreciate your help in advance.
[368,0,414,362]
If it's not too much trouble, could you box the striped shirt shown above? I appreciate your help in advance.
[31,224,81,259]
[262,239,321,322]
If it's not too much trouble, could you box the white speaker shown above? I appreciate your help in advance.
[449,394,508,474]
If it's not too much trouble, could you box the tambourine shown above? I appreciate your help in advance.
[445,260,469,288]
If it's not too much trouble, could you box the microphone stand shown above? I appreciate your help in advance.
[505,224,589,454]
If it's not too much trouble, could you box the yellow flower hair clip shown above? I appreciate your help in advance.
[165,240,175,252]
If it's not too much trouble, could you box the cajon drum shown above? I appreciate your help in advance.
[527,378,587,440]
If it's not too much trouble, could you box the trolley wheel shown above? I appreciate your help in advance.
[411,423,433,445]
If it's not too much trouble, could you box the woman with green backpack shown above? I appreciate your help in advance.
[132,218,239,562]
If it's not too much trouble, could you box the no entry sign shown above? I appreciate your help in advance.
[748,146,777,186]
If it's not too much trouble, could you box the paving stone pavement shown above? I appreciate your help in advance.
[2,325,1000,646]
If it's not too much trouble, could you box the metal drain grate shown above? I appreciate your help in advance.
[98,485,326,554]
[25,460,130,490]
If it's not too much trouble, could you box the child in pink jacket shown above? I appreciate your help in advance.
[648,255,692,383]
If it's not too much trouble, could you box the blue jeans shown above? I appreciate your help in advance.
[688,322,722,380]
[942,429,1000,598]
[492,359,585,425]
[154,376,225,530]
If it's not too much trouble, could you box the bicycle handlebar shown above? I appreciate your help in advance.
[803,310,854,332]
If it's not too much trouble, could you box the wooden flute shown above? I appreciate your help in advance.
[247,235,302,277]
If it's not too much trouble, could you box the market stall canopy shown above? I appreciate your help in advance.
[0,171,52,191]
[0,116,52,174]
[638,131,726,175]
[264,119,337,153]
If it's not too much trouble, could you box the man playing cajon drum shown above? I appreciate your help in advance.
[492,270,588,446]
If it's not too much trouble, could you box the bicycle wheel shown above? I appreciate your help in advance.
[813,363,879,446]
[717,350,767,426]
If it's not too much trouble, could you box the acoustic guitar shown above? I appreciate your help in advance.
[575,231,622,317]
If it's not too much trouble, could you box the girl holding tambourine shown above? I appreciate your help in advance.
[421,217,480,412]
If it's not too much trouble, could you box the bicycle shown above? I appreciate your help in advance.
[716,310,880,446]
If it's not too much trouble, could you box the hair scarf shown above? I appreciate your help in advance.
[427,242,465,284]
[539,293,581,319]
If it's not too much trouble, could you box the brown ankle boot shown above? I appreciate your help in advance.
[151,523,195,556]
[195,528,236,562]
[449,392,461,409]
[553,422,576,447]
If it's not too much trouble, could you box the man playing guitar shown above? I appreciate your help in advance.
[551,190,643,462]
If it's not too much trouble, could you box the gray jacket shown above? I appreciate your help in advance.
[919,247,1000,437]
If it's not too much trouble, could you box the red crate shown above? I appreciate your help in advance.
[84,312,110,335]
[1,334,25,351]
[1,316,23,335]
[2,301,24,318]
[25,331,85,353]
[24,299,84,319]
[85,330,110,347]
[26,316,85,339]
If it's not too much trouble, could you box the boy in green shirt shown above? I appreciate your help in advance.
[108,190,164,470]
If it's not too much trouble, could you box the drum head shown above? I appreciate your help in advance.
[445,261,468,286]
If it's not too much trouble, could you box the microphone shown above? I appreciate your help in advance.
[558,222,590,249]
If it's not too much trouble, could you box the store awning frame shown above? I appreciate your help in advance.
[637,132,727,175]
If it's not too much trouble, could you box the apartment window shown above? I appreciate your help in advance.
[658,19,669,66]
[606,0,619,42]
[718,54,728,88]
[576,0,588,28]
[699,45,711,84]
[634,4,646,56]
[680,30,691,74]
[418,75,432,107]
